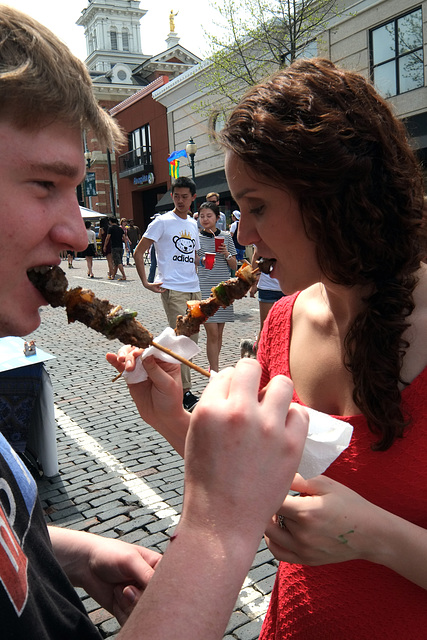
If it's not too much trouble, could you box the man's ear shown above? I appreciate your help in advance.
[192,193,197,202]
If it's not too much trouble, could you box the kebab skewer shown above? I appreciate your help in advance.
[28,261,261,379]
[175,262,259,337]
[27,266,210,378]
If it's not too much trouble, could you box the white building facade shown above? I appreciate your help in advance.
[153,0,427,212]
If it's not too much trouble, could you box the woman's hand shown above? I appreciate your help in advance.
[106,347,189,456]
[216,243,228,258]
[265,474,427,591]
[216,243,237,270]
[265,474,384,566]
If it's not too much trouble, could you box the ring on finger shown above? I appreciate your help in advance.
[277,514,287,530]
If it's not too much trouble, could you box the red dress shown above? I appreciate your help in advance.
[258,292,427,639]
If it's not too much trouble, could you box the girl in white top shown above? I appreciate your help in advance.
[84,219,97,278]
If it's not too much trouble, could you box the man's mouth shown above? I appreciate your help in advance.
[27,265,68,307]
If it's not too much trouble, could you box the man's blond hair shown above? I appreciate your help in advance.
[0,5,124,149]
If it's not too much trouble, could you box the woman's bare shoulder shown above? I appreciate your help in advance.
[401,264,427,383]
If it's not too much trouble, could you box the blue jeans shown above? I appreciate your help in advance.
[148,245,157,283]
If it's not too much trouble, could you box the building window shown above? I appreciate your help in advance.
[370,8,424,98]
[129,125,151,163]
[110,29,118,51]
[122,30,130,51]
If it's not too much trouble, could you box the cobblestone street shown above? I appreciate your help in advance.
[29,256,279,639]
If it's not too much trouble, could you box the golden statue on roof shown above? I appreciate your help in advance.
[169,10,178,33]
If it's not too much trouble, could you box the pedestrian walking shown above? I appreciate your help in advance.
[197,201,237,371]
[104,218,126,281]
[133,177,201,411]
[83,219,97,278]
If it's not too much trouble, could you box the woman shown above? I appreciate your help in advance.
[229,210,246,261]
[219,58,427,638]
[250,246,285,335]
[197,201,237,371]
[109,58,427,638]
[83,219,97,278]
[121,217,131,266]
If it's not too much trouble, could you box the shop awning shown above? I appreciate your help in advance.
[80,206,108,219]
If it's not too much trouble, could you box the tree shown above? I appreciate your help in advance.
[201,0,348,104]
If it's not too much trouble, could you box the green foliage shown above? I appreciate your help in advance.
[201,0,345,104]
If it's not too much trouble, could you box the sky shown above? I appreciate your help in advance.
[5,0,221,60]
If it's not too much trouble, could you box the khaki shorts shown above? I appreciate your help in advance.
[161,288,201,390]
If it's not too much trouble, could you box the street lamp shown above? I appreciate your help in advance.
[83,150,95,209]
[84,150,93,169]
[186,137,197,181]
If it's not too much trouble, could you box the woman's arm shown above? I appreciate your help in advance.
[106,349,190,456]
[219,235,237,270]
[265,474,427,590]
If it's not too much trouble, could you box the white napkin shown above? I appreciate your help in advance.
[122,327,201,384]
[298,407,353,478]
[123,336,353,477]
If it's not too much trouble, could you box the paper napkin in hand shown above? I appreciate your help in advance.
[122,327,201,384]
[298,407,353,478]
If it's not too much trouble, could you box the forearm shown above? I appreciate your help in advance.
[366,507,427,590]
[48,527,93,586]
[118,520,262,640]
[128,384,189,457]
[134,239,152,287]
[228,255,237,270]
[144,414,189,459]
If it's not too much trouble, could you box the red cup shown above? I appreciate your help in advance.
[214,237,224,252]
[204,253,215,269]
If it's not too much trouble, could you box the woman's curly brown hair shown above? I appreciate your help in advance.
[220,58,426,450]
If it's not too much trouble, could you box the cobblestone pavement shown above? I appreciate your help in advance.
[29,256,279,639]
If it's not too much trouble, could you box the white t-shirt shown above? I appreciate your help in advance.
[86,228,96,246]
[258,272,282,291]
[217,212,227,231]
[143,210,200,292]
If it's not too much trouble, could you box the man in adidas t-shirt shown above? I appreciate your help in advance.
[134,177,201,411]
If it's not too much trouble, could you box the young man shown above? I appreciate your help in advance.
[0,7,308,639]
[103,217,127,280]
[126,219,141,259]
[206,191,227,230]
[134,177,201,411]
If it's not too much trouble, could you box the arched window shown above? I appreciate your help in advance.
[122,29,129,51]
[110,29,118,50]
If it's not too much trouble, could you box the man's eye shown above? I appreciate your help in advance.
[35,181,55,190]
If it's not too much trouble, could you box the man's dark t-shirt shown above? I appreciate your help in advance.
[0,434,101,639]
[107,225,124,249]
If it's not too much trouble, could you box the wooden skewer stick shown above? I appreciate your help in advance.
[151,341,211,378]
[112,339,211,382]
[112,265,259,382]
